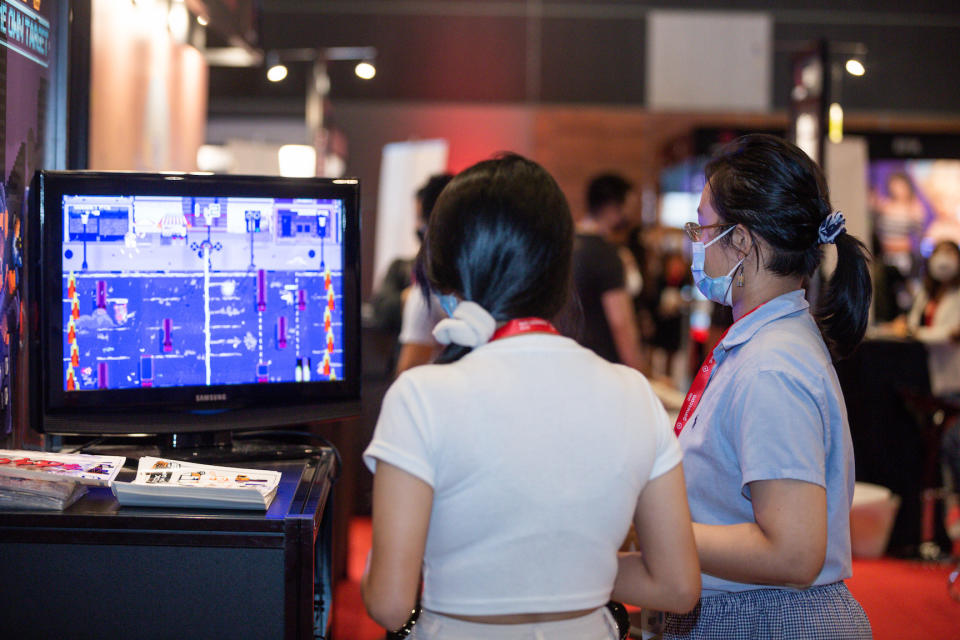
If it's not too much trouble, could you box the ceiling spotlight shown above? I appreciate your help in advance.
[267,64,288,83]
[845,59,865,76]
[355,61,376,80]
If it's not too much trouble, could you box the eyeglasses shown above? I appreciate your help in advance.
[683,222,736,243]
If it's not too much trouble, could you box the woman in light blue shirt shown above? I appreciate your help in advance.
[665,134,873,639]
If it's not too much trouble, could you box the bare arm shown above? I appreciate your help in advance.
[693,478,826,587]
[395,343,437,375]
[602,288,643,369]
[395,286,440,375]
[612,464,701,612]
[361,460,433,631]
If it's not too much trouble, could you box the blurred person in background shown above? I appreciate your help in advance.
[869,232,912,325]
[624,222,656,352]
[904,241,960,345]
[882,240,960,394]
[370,173,453,336]
[904,240,960,549]
[573,173,643,369]
[648,242,693,387]
[383,173,454,375]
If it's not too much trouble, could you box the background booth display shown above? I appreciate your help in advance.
[870,159,960,273]
[0,0,67,449]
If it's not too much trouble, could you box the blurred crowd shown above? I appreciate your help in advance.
[367,165,960,560]
[368,170,721,392]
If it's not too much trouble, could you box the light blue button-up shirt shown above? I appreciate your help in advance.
[678,289,855,596]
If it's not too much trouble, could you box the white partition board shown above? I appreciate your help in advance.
[372,139,449,291]
[647,11,772,112]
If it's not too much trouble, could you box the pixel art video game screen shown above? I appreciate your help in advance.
[59,193,346,392]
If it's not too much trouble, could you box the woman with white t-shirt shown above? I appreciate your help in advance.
[362,154,700,639]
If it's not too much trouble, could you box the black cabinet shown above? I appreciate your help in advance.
[0,451,336,639]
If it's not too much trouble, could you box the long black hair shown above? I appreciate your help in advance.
[416,153,574,363]
[705,134,872,359]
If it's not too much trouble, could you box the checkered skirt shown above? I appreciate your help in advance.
[664,581,872,640]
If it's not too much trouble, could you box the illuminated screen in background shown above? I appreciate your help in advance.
[659,157,707,229]
[868,159,960,272]
[659,192,700,229]
[60,195,346,391]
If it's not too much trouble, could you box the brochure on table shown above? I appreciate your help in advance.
[0,449,125,486]
[112,457,282,510]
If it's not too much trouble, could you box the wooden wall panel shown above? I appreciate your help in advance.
[532,107,788,219]
[89,0,207,171]
[531,107,960,220]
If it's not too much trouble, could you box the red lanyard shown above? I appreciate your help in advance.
[673,304,763,437]
[923,299,939,327]
[490,318,560,342]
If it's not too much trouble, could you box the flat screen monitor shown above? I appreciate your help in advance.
[29,171,361,436]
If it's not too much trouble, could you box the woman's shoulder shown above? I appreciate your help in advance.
[733,312,832,378]
[393,359,469,391]
[555,339,659,390]
[942,285,960,306]
[408,338,659,398]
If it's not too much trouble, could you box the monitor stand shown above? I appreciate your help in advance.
[158,431,326,464]
[67,431,328,466]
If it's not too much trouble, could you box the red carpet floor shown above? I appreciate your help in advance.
[332,516,385,640]
[333,517,960,640]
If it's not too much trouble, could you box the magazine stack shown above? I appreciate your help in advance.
[0,450,126,510]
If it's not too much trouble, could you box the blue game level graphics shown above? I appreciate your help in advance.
[60,194,345,391]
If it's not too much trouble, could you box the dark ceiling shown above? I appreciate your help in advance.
[207,0,960,117]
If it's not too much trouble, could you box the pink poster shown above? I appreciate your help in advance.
[869,158,960,275]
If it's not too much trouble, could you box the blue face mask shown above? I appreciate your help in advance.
[690,224,743,307]
[437,293,459,317]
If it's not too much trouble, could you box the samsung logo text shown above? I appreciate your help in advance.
[195,393,227,402]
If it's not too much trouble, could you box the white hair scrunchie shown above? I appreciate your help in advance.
[818,211,846,245]
[431,300,497,348]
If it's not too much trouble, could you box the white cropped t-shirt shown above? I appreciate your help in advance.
[364,333,681,616]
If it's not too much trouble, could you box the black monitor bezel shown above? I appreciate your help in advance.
[36,170,361,435]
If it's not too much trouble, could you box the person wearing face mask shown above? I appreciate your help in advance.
[371,174,454,346]
[665,134,873,639]
[904,241,960,365]
[388,174,455,375]
[904,241,960,549]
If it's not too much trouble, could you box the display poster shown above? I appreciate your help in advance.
[868,159,960,276]
[1,0,61,439]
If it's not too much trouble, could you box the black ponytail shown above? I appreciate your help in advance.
[705,134,872,359]
[818,232,872,358]
[416,153,574,363]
